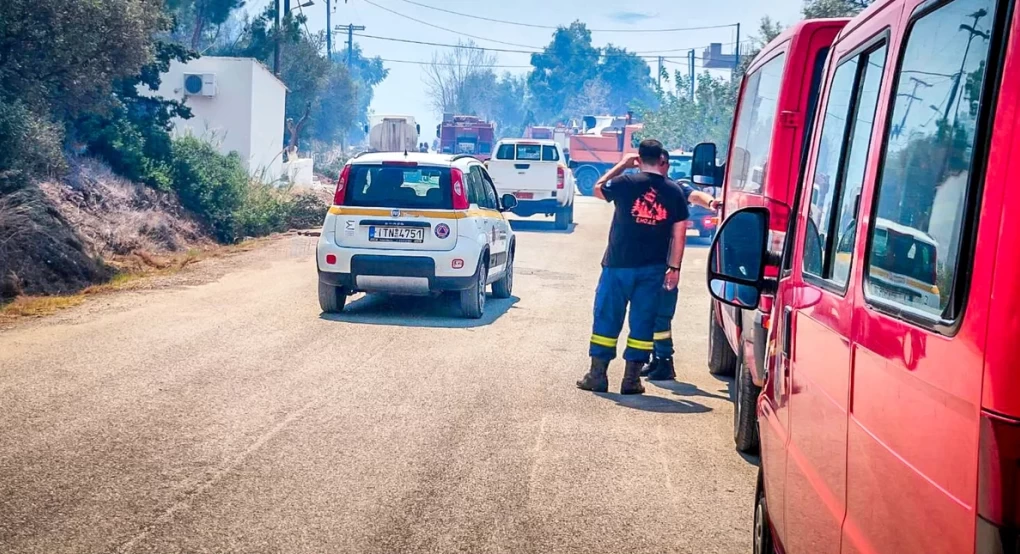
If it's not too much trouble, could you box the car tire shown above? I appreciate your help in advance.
[708,303,738,376]
[460,259,487,319]
[318,282,347,313]
[491,248,513,299]
[734,353,761,454]
[555,206,572,230]
[753,469,773,554]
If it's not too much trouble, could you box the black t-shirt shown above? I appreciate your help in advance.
[600,172,690,268]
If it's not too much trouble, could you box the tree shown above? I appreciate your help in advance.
[527,22,601,121]
[639,71,736,153]
[167,0,247,50]
[422,42,498,116]
[567,78,611,119]
[735,17,786,79]
[803,0,872,18]
[489,74,530,139]
[597,46,657,115]
[345,43,390,143]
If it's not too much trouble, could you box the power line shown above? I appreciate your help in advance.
[377,57,532,68]
[353,32,717,59]
[361,0,542,49]
[392,0,737,32]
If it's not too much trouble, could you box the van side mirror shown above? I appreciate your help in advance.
[500,193,518,212]
[707,207,771,309]
[692,142,718,186]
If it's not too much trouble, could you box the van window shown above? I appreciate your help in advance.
[728,52,787,193]
[865,0,997,317]
[346,165,452,209]
[495,144,515,160]
[804,44,888,287]
[541,145,560,162]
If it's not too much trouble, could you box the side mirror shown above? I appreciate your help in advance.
[436,124,441,138]
[416,124,421,135]
[707,207,771,309]
[692,142,718,186]
[500,193,518,212]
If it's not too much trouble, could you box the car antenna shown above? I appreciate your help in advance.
[404,149,408,157]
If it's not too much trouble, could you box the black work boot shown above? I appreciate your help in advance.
[646,357,676,381]
[621,361,646,395]
[640,357,659,377]
[577,357,610,393]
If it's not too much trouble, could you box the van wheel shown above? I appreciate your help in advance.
[753,469,773,554]
[460,260,487,319]
[318,282,347,313]
[555,206,572,230]
[734,354,761,454]
[491,249,513,299]
[708,303,737,376]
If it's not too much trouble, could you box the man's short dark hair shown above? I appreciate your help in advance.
[638,139,667,165]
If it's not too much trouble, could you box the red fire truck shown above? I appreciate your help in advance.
[436,114,496,161]
[568,114,643,196]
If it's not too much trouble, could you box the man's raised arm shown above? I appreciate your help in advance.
[594,153,639,200]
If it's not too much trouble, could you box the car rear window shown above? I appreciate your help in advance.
[516,144,542,160]
[495,144,515,160]
[542,145,559,161]
[345,165,452,209]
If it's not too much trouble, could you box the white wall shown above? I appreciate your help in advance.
[149,57,287,182]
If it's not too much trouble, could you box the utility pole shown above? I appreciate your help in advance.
[892,77,932,138]
[340,23,366,67]
[657,56,663,89]
[326,0,332,61]
[943,9,989,125]
[274,0,281,74]
[689,49,695,101]
[734,23,741,71]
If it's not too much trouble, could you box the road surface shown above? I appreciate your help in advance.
[0,197,758,554]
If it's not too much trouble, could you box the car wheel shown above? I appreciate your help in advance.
[708,303,738,376]
[574,166,600,196]
[734,353,761,454]
[555,206,571,230]
[491,249,513,299]
[753,469,773,554]
[318,282,347,313]
[460,260,487,319]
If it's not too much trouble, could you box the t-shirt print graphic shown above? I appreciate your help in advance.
[631,189,669,225]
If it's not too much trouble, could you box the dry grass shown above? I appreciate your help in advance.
[0,235,276,325]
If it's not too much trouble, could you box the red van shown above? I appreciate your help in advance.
[701,19,848,454]
[698,0,1020,549]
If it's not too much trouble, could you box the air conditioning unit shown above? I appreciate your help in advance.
[183,73,216,97]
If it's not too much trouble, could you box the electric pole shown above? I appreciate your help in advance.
[274,0,281,74]
[326,0,332,61]
[657,56,663,89]
[689,49,695,101]
[734,22,741,71]
[943,8,989,125]
[339,23,366,67]
[892,77,932,138]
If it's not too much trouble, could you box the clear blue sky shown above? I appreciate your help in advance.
[248,0,804,138]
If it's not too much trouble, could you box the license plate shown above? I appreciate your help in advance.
[515,192,534,199]
[369,226,424,243]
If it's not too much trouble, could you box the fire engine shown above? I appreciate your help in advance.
[567,113,643,196]
[436,114,496,161]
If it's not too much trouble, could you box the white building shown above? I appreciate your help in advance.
[150,57,287,181]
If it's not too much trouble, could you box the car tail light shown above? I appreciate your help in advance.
[557,167,565,189]
[333,164,352,205]
[450,168,469,210]
[452,259,464,269]
[325,254,337,265]
[977,412,1020,553]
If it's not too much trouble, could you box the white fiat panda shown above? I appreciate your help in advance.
[316,152,518,318]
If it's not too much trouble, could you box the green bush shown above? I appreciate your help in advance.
[0,100,64,180]
[234,182,294,238]
[169,136,248,242]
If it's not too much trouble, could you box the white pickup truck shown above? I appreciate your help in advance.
[486,139,575,230]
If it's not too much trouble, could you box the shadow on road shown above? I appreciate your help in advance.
[320,294,520,328]
[650,379,729,401]
[596,392,712,414]
[509,220,576,234]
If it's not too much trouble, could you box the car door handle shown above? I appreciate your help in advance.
[782,307,793,359]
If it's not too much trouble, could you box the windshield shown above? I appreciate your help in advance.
[344,165,452,209]
[668,156,693,180]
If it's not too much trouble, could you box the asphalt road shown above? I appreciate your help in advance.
[0,196,758,554]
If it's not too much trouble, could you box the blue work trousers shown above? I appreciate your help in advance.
[653,286,679,359]
[589,265,665,362]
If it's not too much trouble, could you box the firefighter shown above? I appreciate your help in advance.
[641,153,724,381]
[576,140,690,395]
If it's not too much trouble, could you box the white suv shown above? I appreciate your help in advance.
[316,152,518,318]
[485,139,575,229]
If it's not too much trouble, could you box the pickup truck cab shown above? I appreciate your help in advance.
[702,0,1020,550]
[487,139,575,230]
[694,18,849,454]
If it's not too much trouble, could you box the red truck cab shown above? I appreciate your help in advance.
[700,18,849,454]
[701,0,1020,550]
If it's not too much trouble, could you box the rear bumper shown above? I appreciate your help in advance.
[512,198,565,217]
[318,255,476,294]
